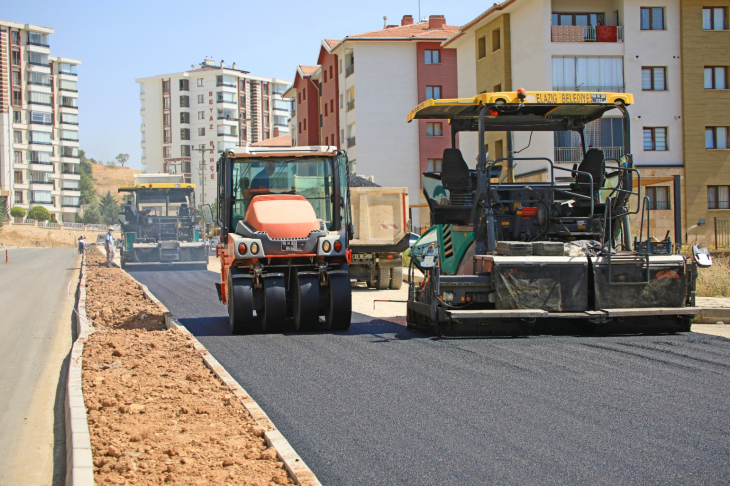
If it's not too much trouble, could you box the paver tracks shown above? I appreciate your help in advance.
[130,268,730,485]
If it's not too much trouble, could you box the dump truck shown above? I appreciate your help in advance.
[211,146,352,334]
[349,185,410,290]
[405,89,706,336]
[118,174,208,268]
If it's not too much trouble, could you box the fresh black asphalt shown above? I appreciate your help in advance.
[130,268,730,485]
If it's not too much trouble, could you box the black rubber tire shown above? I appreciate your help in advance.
[389,266,403,290]
[376,266,390,290]
[324,271,352,331]
[229,277,255,335]
[260,276,286,333]
[294,273,320,331]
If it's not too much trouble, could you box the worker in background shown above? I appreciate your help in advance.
[77,235,85,254]
[105,227,115,268]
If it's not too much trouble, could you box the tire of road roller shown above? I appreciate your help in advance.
[376,266,390,290]
[260,276,286,333]
[389,266,403,290]
[229,277,255,335]
[294,272,320,331]
[324,271,352,331]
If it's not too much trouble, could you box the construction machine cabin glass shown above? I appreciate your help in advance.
[405,90,703,336]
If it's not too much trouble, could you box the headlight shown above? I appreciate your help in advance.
[322,240,331,253]
[250,242,259,254]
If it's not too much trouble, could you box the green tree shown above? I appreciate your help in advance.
[98,191,120,226]
[81,205,101,224]
[115,153,130,167]
[79,153,97,205]
[10,206,26,219]
[0,197,7,228]
[27,206,51,222]
[121,193,134,206]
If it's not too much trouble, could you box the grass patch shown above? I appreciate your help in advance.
[696,255,730,297]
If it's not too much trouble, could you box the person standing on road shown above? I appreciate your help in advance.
[105,227,115,267]
[77,235,85,254]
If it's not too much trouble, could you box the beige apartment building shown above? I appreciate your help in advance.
[0,20,81,223]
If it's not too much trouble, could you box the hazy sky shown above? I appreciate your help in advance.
[5,0,486,170]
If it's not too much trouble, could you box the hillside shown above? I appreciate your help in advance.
[91,164,142,201]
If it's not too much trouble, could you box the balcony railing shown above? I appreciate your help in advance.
[551,25,624,43]
[30,160,53,165]
[554,146,624,164]
[28,41,50,48]
[347,136,356,148]
[29,60,50,67]
[217,115,239,121]
[346,64,354,77]
[347,99,355,112]
[553,85,625,93]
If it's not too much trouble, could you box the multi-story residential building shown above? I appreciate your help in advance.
[136,59,290,206]
[680,1,730,245]
[445,0,686,239]
[0,20,81,223]
[285,16,459,226]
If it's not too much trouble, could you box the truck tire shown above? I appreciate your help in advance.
[294,272,320,331]
[377,266,390,290]
[389,267,403,290]
[260,276,286,333]
[325,270,351,331]
[229,277,255,335]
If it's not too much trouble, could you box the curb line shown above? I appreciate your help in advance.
[129,274,322,486]
[65,253,94,485]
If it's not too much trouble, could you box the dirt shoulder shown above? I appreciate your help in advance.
[82,248,293,485]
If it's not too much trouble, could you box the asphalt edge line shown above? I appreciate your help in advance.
[124,272,322,486]
[65,253,94,485]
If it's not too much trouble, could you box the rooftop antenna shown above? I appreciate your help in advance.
[418,0,421,22]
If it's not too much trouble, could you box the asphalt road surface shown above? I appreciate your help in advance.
[131,268,730,485]
[0,248,79,485]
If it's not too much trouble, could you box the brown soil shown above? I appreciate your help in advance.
[82,247,293,485]
[91,164,141,202]
[0,226,77,248]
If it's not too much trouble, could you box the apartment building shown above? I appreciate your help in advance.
[136,60,290,206]
[680,1,730,245]
[0,20,81,223]
[285,16,459,225]
[445,0,686,239]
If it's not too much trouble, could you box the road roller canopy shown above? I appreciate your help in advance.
[407,90,634,131]
[225,145,340,159]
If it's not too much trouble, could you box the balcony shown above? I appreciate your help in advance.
[347,99,355,112]
[551,25,623,43]
[346,64,354,77]
[554,146,624,164]
[347,136,356,148]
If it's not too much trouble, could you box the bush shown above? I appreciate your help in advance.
[10,207,26,219]
[27,205,51,222]
[696,255,730,297]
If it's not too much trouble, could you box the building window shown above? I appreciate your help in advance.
[217,91,235,103]
[12,90,21,106]
[198,127,205,136]
[197,78,204,87]
[180,128,190,140]
[552,57,624,91]
[12,71,21,86]
[643,127,668,151]
[240,94,246,106]
[340,94,344,108]
[13,131,22,143]
[164,128,171,143]
[163,146,171,158]
[163,114,171,126]
[179,79,189,91]
[262,83,269,95]
[11,50,20,66]
[642,67,666,90]
[298,122,302,134]
[180,112,190,124]
[180,95,189,107]
[163,97,170,110]
[304,118,307,131]
[645,186,670,210]
[324,103,328,116]
[198,94,204,103]
[60,96,78,108]
[704,67,728,89]
[198,111,204,120]
[11,30,20,45]
[477,36,486,59]
[425,49,441,64]
[181,145,191,157]
[14,171,23,183]
[303,88,306,101]
[492,29,501,51]
[324,70,328,83]
[162,80,170,93]
[427,159,443,173]
[14,151,22,164]
[263,98,269,111]
[13,111,21,123]
[703,7,727,30]
[640,7,665,30]
[426,122,443,137]
[426,86,442,100]
[706,127,729,149]
[551,12,605,26]
[708,186,730,209]
[15,191,23,204]
[330,99,334,113]
[325,136,329,145]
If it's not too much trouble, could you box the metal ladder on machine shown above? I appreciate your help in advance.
[603,194,652,286]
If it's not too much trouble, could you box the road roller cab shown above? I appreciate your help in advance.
[212,146,352,334]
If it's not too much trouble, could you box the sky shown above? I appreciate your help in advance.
[5,0,487,170]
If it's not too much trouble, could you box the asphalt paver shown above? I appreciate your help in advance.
[130,268,730,486]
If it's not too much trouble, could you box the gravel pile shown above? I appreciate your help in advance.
[348,175,380,187]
